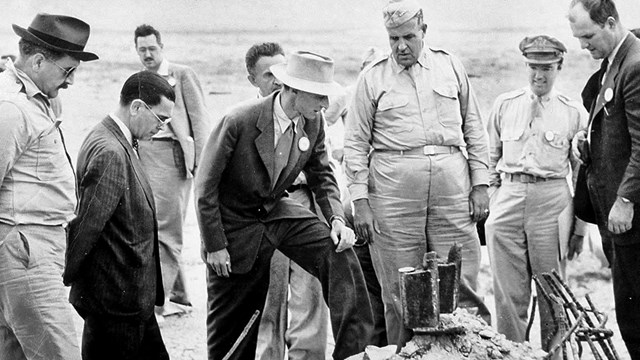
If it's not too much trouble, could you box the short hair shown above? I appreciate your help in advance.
[134,24,162,46]
[18,39,65,60]
[245,42,285,75]
[120,71,175,107]
[570,0,619,25]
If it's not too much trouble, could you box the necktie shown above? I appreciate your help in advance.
[530,96,542,126]
[599,58,609,87]
[132,138,139,157]
[272,123,294,189]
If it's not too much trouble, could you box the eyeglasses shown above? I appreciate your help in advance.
[44,58,77,79]
[140,100,172,128]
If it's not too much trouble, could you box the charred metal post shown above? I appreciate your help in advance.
[400,251,440,329]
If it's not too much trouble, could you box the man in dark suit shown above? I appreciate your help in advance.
[63,71,175,360]
[134,24,213,316]
[569,0,640,357]
[195,51,374,360]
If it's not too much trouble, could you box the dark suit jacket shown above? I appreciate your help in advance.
[64,116,164,319]
[579,33,640,244]
[195,92,343,273]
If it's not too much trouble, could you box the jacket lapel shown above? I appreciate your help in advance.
[592,34,633,118]
[272,115,310,194]
[255,94,277,183]
[103,117,155,212]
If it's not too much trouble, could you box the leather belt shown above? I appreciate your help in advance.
[149,137,177,142]
[377,145,459,156]
[287,183,308,192]
[503,173,563,183]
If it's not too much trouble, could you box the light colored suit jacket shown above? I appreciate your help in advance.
[64,117,164,319]
[164,62,212,178]
[195,92,343,273]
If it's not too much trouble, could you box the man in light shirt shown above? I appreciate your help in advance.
[0,13,98,360]
[485,35,587,351]
[344,0,490,348]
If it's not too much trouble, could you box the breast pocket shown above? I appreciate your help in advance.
[36,131,69,181]
[540,131,571,171]
[376,95,414,134]
[433,85,463,127]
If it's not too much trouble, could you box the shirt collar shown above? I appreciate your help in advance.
[143,58,170,76]
[109,112,133,146]
[390,47,429,74]
[526,86,555,103]
[273,93,299,133]
[607,32,629,68]
[5,59,50,104]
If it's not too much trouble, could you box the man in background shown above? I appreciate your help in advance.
[245,42,330,360]
[64,71,174,360]
[134,24,212,318]
[569,0,640,357]
[0,13,98,360]
[485,35,587,351]
[344,0,491,348]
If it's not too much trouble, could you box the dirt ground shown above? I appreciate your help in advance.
[1,1,637,358]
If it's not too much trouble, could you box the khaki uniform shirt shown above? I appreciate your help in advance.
[0,60,77,225]
[344,48,489,200]
[487,87,588,186]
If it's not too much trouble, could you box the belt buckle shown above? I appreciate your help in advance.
[520,174,535,183]
[422,145,435,156]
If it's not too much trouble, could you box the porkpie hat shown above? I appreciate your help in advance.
[271,51,343,96]
[13,13,98,61]
[519,35,566,64]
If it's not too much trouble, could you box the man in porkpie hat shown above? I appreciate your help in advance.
[195,50,374,360]
[0,13,97,360]
[344,0,491,348]
[485,35,587,351]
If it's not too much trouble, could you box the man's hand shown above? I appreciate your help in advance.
[571,130,587,165]
[331,217,356,253]
[567,234,584,260]
[469,185,490,222]
[608,197,634,234]
[353,199,380,245]
[206,249,232,277]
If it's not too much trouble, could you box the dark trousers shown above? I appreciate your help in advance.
[81,313,168,360]
[206,217,374,360]
[353,243,387,347]
[612,241,640,360]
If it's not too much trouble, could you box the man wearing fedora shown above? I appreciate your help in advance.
[344,0,491,348]
[485,35,587,350]
[195,50,374,360]
[0,13,97,360]
[133,24,212,318]
[245,42,330,360]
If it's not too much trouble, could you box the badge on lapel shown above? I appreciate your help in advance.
[298,137,310,152]
[166,76,177,87]
[604,88,613,103]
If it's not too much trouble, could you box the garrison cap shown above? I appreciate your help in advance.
[383,0,422,28]
[519,35,566,64]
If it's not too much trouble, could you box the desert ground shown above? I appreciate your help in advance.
[3,0,640,359]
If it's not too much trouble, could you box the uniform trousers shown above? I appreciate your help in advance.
[0,224,80,360]
[139,139,193,307]
[367,150,488,348]
[255,187,329,360]
[485,178,570,350]
[206,217,374,360]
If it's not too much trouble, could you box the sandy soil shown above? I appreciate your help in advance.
[0,5,634,358]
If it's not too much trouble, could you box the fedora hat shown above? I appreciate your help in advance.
[13,13,98,61]
[271,51,343,96]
